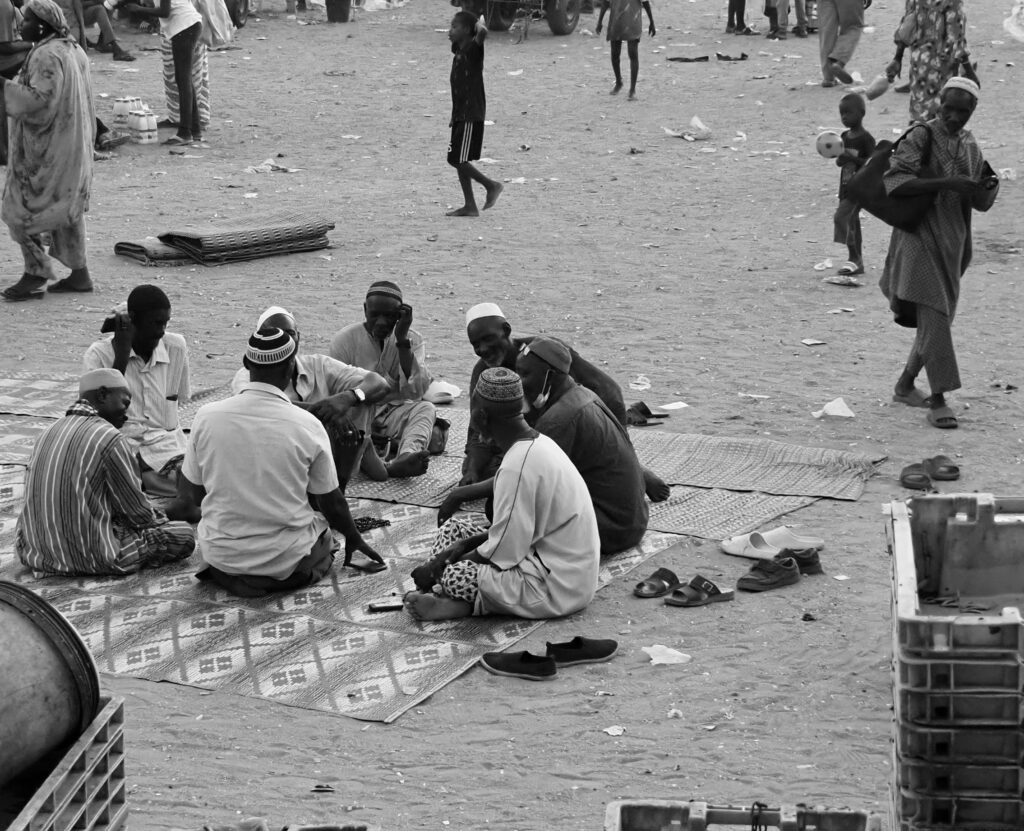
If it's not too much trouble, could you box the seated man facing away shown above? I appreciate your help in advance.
[404,368,600,621]
[329,280,435,480]
[183,328,384,598]
[462,302,669,502]
[231,306,390,491]
[16,369,195,576]
[84,285,189,499]
[440,336,648,555]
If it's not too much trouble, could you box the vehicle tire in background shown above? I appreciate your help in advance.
[485,0,516,31]
[545,0,578,34]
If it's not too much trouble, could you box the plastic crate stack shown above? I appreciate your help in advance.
[888,499,1024,831]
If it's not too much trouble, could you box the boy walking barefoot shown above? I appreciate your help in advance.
[446,11,502,217]
[832,93,875,278]
[596,0,655,100]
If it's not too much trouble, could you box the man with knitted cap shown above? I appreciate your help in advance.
[404,367,600,621]
[881,73,997,431]
[84,284,190,499]
[330,280,436,480]
[183,328,384,597]
[442,336,650,555]
[231,305,390,491]
[17,368,195,576]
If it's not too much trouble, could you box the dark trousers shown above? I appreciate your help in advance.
[171,22,202,137]
[727,0,746,28]
[197,529,337,597]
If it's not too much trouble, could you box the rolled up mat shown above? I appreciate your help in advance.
[114,237,194,267]
[158,211,336,264]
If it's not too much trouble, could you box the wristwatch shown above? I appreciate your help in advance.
[351,388,366,404]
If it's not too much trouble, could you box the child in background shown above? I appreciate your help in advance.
[596,0,655,100]
[833,93,875,278]
[445,11,502,217]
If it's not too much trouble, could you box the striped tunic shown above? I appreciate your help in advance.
[16,401,168,576]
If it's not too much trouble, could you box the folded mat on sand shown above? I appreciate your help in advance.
[0,497,678,723]
[113,238,194,267]
[158,213,335,264]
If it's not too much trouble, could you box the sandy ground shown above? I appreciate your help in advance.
[2,0,1023,827]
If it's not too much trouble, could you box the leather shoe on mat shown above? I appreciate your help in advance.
[737,557,800,592]
[479,650,557,680]
[546,636,618,666]
[773,547,823,575]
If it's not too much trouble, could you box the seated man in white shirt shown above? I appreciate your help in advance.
[330,281,435,480]
[182,328,384,597]
[404,367,600,621]
[231,306,390,490]
[83,284,189,498]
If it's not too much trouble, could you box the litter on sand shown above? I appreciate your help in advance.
[663,116,712,141]
[628,374,652,391]
[658,401,690,410]
[641,645,692,665]
[813,258,833,271]
[801,338,827,346]
[827,307,855,314]
[603,725,626,736]
[832,574,851,581]
[812,397,855,419]
[738,392,769,400]
[244,158,302,174]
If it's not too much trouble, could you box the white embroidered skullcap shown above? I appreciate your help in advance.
[79,368,128,395]
[941,76,980,100]
[465,302,505,326]
[256,306,293,328]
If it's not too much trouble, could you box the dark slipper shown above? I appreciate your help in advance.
[899,463,932,491]
[892,388,929,408]
[927,406,958,429]
[634,566,680,598]
[479,650,557,680]
[2,285,45,301]
[626,401,669,426]
[923,454,959,481]
[48,278,94,293]
[667,55,710,62]
[162,135,190,146]
[664,575,735,607]
[545,636,618,666]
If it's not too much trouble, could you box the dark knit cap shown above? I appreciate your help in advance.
[366,281,403,302]
[476,367,524,403]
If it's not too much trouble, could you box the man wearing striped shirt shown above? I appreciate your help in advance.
[16,368,195,577]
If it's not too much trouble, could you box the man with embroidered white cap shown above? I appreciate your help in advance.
[881,75,998,431]
[462,301,627,484]
[231,305,390,489]
[330,280,436,480]
[17,368,195,576]
[185,328,384,597]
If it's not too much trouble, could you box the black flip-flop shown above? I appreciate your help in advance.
[634,566,680,598]
[626,401,670,426]
[665,575,735,607]
[923,455,960,481]
[48,278,94,294]
[899,463,932,491]
[667,55,710,62]
[927,406,958,429]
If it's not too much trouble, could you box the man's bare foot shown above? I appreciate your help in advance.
[386,450,431,478]
[446,206,480,217]
[643,468,670,502]
[627,89,638,100]
[483,182,503,210]
[404,591,473,621]
[610,81,623,95]
[360,443,389,481]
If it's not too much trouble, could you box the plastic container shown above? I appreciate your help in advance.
[895,688,1024,728]
[4,697,126,831]
[603,800,882,831]
[896,654,1024,694]
[895,756,1024,799]
[896,723,1024,766]
[894,788,1023,830]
